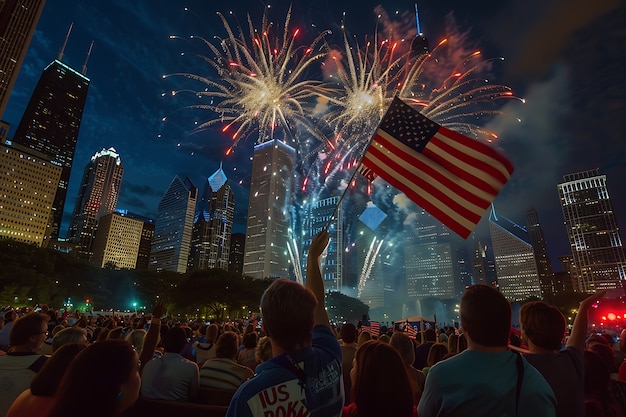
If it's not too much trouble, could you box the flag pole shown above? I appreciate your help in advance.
[323,97,399,231]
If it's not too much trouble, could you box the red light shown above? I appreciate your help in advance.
[608,313,617,321]
[602,316,607,321]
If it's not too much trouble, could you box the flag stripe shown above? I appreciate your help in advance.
[363,150,475,237]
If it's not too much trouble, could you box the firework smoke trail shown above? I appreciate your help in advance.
[287,237,303,284]
[357,237,384,298]
[165,7,332,156]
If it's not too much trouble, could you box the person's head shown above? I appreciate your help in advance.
[424,328,437,343]
[106,326,124,340]
[460,285,511,347]
[260,278,317,351]
[216,331,239,360]
[125,329,147,352]
[519,301,566,350]
[3,309,17,323]
[589,342,617,373]
[255,336,273,363]
[357,330,371,346]
[620,329,626,353]
[47,339,140,417]
[447,334,459,354]
[31,343,87,396]
[340,323,358,345]
[426,343,449,367]
[52,327,88,352]
[205,323,219,343]
[389,332,415,367]
[351,340,413,417]
[9,312,49,351]
[378,334,390,343]
[163,326,187,354]
[242,331,258,349]
[457,333,468,352]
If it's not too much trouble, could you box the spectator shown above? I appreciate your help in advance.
[340,323,358,405]
[255,336,272,366]
[422,342,448,376]
[519,294,602,417]
[584,349,623,417]
[418,285,556,417]
[0,312,49,416]
[194,323,218,367]
[447,333,459,355]
[141,326,199,401]
[237,331,260,370]
[125,329,147,356]
[7,343,86,417]
[226,230,343,417]
[414,328,437,370]
[51,327,88,352]
[390,331,425,407]
[201,331,254,390]
[588,342,626,417]
[343,340,414,417]
[46,340,140,417]
[357,330,371,346]
[0,309,17,349]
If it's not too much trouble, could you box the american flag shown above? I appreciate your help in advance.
[359,97,514,239]
[360,321,380,338]
[405,323,417,339]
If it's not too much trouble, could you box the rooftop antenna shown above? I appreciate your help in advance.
[58,22,73,61]
[82,40,94,75]
[415,4,422,36]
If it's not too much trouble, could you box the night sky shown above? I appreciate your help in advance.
[4,0,625,268]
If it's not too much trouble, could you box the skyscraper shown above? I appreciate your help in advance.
[68,147,123,260]
[189,164,234,271]
[114,209,154,270]
[301,195,344,290]
[0,0,47,117]
[228,232,245,275]
[526,208,555,299]
[90,212,144,269]
[12,51,90,240]
[243,139,295,279]
[0,137,61,246]
[150,176,197,273]
[489,208,542,301]
[558,169,626,292]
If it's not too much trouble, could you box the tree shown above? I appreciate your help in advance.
[325,292,369,324]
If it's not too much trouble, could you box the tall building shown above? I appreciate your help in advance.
[558,169,626,292]
[472,241,496,286]
[243,139,295,279]
[489,208,542,301]
[113,209,154,270]
[301,195,344,291]
[0,0,47,117]
[526,208,555,298]
[150,176,197,273]
[404,211,460,300]
[0,137,61,246]
[12,51,90,240]
[189,164,234,271]
[90,212,144,269]
[68,147,123,259]
[559,254,579,294]
[228,232,245,275]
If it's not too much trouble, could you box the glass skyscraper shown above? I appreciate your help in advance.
[558,169,626,292]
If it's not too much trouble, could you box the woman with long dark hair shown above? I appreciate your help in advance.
[344,340,415,417]
[47,339,141,417]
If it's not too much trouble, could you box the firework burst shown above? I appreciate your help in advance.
[165,7,331,155]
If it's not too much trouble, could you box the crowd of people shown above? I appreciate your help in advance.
[1,230,626,416]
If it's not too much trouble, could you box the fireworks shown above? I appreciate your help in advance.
[165,6,330,155]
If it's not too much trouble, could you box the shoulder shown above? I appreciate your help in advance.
[312,325,341,356]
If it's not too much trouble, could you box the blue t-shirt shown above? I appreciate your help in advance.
[226,325,343,417]
[418,349,556,417]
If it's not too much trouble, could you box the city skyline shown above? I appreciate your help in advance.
[2,0,625,269]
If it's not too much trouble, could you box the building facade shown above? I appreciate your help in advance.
[68,147,123,260]
[526,208,555,299]
[189,164,234,271]
[243,139,295,279]
[0,0,47,117]
[90,212,144,269]
[301,195,344,290]
[489,208,542,301]
[150,176,197,273]
[228,232,245,275]
[0,137,61,246]
[11,59,90,239]
[558,169,626,292]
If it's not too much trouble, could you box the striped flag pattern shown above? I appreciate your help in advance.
[359,97,514,238]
